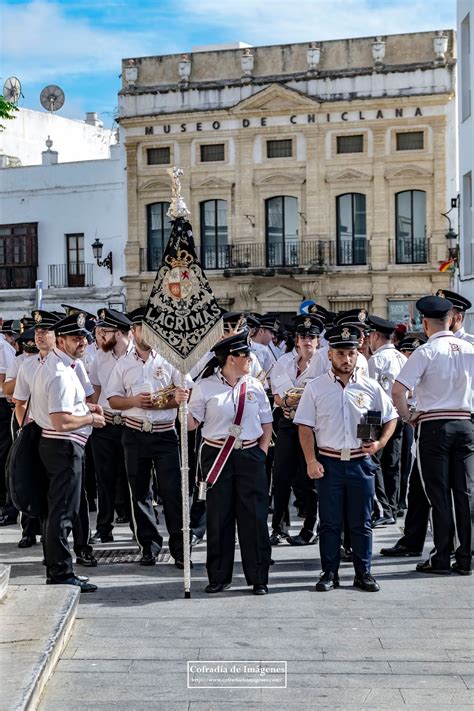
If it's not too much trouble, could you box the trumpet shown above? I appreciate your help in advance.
[282,386,305,420]
[151,383,176,409]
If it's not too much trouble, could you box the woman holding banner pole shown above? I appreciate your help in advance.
[187,331,273,595]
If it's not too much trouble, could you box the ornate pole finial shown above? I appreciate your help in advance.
[166,167,191,219]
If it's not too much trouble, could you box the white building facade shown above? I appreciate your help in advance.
[0,109,126,319]
[457,0,474,330]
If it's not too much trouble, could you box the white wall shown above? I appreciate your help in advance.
[0,145,126,319]
[456,0,474,331]
[0,107,116,166]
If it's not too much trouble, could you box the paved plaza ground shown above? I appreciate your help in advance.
[1,512,473,710]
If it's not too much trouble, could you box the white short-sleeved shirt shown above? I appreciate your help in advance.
[251,341,273,374]
[88,343,133,412]
[189,372,273,440]
[13,354,44,401]
[31,348,92,444]
[0,339,16,397]
[82,342,99,375]
[105,348,192,423]
[5,352,29,383]
[294,369,397,450]
[395,331,474,413]
[271,349,315,398]
[368,344,407,397]
[455,327,474,346]
[306,345,369,380]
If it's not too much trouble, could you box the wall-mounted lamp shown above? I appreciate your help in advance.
[441,206,459,266]
[244,214,256,227]
[92,238,113,274]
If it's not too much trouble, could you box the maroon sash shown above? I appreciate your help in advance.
[206,380,247,487]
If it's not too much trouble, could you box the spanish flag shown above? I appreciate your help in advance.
[438,258,454,272]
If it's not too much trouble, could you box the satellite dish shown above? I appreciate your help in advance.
[40,84,65,113]
[3,76,22,104]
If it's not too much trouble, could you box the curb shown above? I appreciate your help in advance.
[4,585,80,711]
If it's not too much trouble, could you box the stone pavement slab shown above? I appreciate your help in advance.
[1,512,473,709]
[0,584,79,711]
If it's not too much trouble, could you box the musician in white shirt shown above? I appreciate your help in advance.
[188,331,272,595]
[294,325,397,593]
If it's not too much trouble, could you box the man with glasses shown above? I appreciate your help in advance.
[106,308,192,568]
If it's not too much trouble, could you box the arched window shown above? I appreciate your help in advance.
[147,202,172,270]
[265,196,298,267]
[336,193,367,265]
[200,199,228,269]
[395,190,427,264]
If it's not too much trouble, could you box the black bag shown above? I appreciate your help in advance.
[7,420,47,517]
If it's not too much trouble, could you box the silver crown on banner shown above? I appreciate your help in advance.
[166,167,191,220]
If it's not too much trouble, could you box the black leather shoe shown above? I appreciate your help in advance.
[269,531,287,545]
[47,576,97,593]
[451,562,472,576]
[381,544,422,557]
[353,572,380,592]
[47,574,89,583]
[341,547,353,562]
[115,515,129,524]
[396,509,405,518]
[416,560,451,575]
[205,582,231,594]
[89,532,114,544]
[175,559,194,570]
[253,584,268,595]
[18,535,37,548]
[139,552,157,566]
[0,515,17,527]
[76,550,98,567]
[287,533,318,546]
[190,534,203,546]
[315,571,340,592]
[372,516,396,527]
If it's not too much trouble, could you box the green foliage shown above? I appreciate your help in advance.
[0,95,19,130]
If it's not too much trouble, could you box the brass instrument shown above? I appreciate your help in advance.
[282,386,305,420]
[151,383,177,409]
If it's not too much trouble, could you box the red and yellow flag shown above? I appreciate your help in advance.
[438,258,454,272]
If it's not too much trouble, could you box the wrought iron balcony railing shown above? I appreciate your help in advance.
[48,263,94,288]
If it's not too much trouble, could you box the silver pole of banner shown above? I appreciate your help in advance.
[179,376,191,598]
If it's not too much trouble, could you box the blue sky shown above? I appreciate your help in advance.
[1,0,456,128]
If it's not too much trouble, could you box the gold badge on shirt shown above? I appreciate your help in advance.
[154,367,165,379]
[355,392,367,407]
[247,392,256,401]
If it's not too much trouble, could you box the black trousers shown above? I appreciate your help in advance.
[271,417,317,537]
[418,419,473,570]
[39,438,84,582]
[121,427,184,560]
[0,400,15,515]
[396,458,430,552]
[202,444,271,587]
[373,419,403,518]
[90,423,130,535]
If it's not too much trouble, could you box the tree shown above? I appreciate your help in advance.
[0,95,19,131]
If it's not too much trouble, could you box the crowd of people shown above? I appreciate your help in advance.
[0,288,472,595]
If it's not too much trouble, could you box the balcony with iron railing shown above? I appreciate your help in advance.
[140,240,331,275]
[48,263,94,288]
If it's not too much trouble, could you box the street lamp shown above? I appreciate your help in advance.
[92,238,113,274]
[445,226,459,263]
